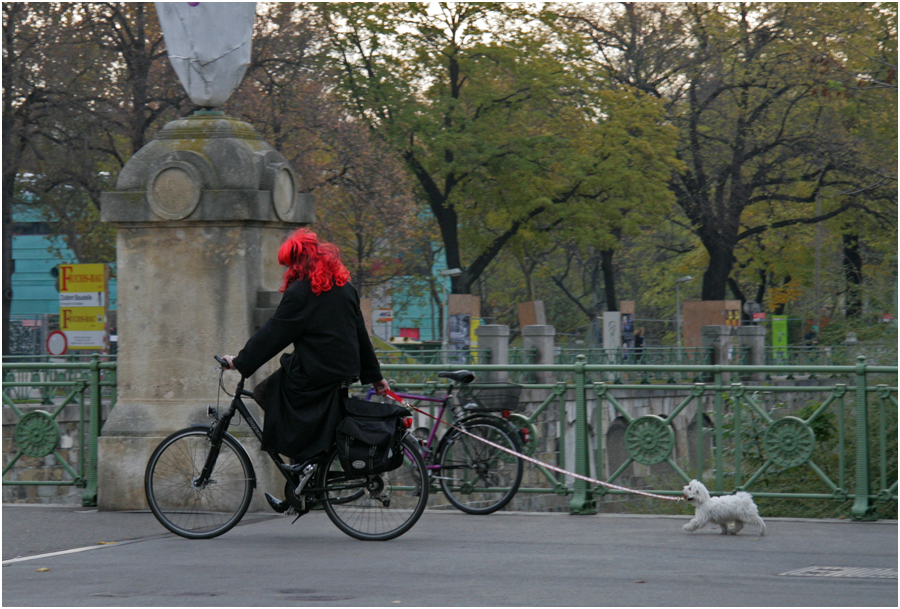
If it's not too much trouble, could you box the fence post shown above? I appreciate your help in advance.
[475,325,509,382]
[713,370,725,493]
[736,325,766,381]
[702,326,732,384]
[82,354,101,507]
[851,356,875,520]
[569,355,596,514]
[522,325,555,385]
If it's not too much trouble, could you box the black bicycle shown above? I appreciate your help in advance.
[144,356,429,541]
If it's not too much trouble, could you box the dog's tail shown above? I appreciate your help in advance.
[756,517,766,536]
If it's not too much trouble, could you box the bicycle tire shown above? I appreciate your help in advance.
[145,427,255,539]
[436,417,524,515]
[320,435,428,541]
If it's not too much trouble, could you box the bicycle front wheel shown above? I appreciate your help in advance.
[320,435,428,541]
[145,428,254,539]
[437,417,524,515]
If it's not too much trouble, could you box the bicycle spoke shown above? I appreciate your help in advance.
[321,436,428,541]
[437,419,523,514]
[145,429,254,539]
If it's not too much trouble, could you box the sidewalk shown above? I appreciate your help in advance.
[3,504,898,606]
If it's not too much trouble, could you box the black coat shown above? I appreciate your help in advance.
[232,280,382,460]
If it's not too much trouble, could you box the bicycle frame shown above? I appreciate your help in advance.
[365,387,453,468]
[366,383,522,477]
[199,375,318,493]
[203,373,416,500]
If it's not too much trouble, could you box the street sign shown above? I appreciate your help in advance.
[58,263,108,350]
[725,309,741,327]
[47,331,67,356]
[375,308,393,323]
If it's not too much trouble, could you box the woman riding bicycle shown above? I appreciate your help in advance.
[222,228,390,512]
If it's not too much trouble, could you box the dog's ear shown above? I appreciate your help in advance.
[695,481,710,502]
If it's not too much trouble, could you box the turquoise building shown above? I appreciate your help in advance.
[10,207,117,318]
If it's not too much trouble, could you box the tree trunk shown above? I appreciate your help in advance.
[842,233,862,318]
[600,248,618,311]
[700,239,736,301]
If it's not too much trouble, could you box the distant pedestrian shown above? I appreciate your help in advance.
[634,327,645,362]
[803,325,819,348]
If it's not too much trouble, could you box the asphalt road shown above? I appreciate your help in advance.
[2,505,897,606]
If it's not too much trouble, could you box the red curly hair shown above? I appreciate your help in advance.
[278,228,350,295]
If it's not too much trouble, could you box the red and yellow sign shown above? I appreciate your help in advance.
[58,263,108,350]
[59,264,106,293]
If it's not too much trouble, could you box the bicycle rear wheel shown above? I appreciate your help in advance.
[320,435,428,541]
[437,417,524,515]
[145,427,254,539]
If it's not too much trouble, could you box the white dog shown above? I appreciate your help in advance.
[682,479,766,536]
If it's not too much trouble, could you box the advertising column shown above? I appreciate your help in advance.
[58,263,109,351]
[772,315,788,361]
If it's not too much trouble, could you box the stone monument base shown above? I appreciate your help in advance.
[98,399,283,511]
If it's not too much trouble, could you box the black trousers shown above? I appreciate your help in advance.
[252,375,271,411]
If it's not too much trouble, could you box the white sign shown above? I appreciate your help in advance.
[47,331,67,356]
[65,331,107,348]
[59,292,105,307]
[375,309,394,323]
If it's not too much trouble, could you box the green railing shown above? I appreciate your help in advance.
[375,356,897,519]
[555,347,714,384]
[2,355,114,506]
[3,355,896,518]
[766,345,897,367]
[374,348,491,368]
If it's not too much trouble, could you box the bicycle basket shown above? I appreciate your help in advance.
[463,383,522,412]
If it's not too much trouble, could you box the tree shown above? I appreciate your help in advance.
[319,2,678,305]
[5,3,188,262]
[558,2,896,304]
[229,3,430,296]
[3,3,99,353]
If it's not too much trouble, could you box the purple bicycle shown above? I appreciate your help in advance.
[368,370,525,515]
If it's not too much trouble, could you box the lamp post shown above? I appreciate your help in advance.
[675,275,693,349]
[439,268,462,362]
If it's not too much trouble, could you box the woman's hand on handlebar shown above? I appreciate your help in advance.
[220,355,237,370]
[372,378,390,397]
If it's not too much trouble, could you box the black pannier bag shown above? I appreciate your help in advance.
[336,396,408,476]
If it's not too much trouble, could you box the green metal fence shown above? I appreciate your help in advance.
[374,348,491,367]
[376,356,897,519]
[2,355,115,506]
[766,345,897,367]
[2,355,896,518]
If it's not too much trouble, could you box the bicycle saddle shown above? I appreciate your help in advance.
[438,370,475,384]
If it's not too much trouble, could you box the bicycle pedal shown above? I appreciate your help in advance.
[285,459,317,473]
